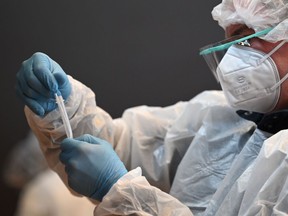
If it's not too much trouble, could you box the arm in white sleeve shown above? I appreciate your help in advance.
[25,76,187,193]
[24,76,117,191]
[94,168,193,216]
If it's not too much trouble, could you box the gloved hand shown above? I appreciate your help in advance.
[16,52,71,116]
[59,134,128,201]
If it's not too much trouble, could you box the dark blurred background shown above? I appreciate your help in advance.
[1,0,223,215]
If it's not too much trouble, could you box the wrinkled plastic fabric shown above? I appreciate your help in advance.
[204,129,288,215]
[95,167,193,215]
[24,76,288,215]
[170,124,269,215]
[239,130,288,215]
[212,0,288,42]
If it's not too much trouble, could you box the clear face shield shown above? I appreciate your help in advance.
[199,27,274,82]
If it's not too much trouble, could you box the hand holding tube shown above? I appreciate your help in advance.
[16,52,71,116]
[60,134,128,201]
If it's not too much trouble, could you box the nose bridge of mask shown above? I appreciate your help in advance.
[218,46,279,90]
[218,45,263,75]
[219,40,287,77]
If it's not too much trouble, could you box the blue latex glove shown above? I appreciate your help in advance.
[16,52,71,116]
[59,134,128,201]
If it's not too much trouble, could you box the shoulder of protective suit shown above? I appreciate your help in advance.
[189,90,227,106]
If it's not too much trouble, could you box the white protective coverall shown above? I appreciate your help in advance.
[24,77,288,215]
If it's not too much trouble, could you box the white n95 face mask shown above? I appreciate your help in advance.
[217,43,287,113]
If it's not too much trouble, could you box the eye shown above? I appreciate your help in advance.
[228,25,255,37]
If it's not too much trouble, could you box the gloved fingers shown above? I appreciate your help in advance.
[60,138,92,159]
[15,86,45,116]
[53,68,71,100]
[16,73,57,115]
[32,70,57,97]
[59,151,76,166]
[64,163,78,176]
[32,55,59,94]
[53,70,67,86]
[59,150,74,164]
[74,134,111,148]
[50,60,65,77]
[60,138,79,163]
[16,72,46,100]
[16,52,58,100]
[73,134,99,144]
[60,139,87,173]
[61,138,81,151]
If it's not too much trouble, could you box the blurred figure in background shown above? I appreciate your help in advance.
[3,131,95,216]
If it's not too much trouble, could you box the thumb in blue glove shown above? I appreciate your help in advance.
[59,134,128,201]
[16,52,71,116]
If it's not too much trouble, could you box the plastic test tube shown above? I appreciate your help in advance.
[55,93,73,138]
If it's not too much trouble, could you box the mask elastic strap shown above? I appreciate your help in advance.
[258,40,286,65]
[269,40,288,92]
[270,71,288,92]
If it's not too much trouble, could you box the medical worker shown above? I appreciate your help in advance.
[16,0,288,215]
